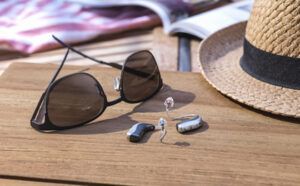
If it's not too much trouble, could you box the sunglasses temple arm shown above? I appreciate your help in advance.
[52,36,158,78]
[52,35,123,70]
[48,48,70,85]
[31,48,71,126]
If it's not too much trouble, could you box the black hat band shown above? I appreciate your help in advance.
[240,39,300,90]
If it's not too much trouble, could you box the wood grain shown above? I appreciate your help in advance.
[0,63,299,185]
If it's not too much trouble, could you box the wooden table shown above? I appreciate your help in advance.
[0,62,299,185]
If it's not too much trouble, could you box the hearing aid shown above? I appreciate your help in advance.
[126,119,168,143]
[174,115,203,133]
[164,97,203,133]
[127,123,155,142]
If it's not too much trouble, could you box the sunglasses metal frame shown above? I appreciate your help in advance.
[30,36,163,131]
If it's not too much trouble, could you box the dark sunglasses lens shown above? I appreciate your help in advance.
[47,74,105,127]
[122,51,161,102]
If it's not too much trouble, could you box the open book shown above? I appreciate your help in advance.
[68,0,253,39]
[169,0,253,38]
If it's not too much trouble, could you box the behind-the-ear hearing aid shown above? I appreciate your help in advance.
[164,97,203,133]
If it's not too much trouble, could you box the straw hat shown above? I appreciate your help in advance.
[199,0,300,118]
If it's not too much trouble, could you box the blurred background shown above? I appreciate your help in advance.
[0,0,251,74]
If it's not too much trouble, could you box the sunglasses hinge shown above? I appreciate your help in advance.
[113,77,121,92]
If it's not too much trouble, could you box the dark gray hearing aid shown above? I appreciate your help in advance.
[127,123,155,142]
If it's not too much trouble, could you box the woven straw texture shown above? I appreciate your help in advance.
[246,0,300,58]
[199,22,300,118]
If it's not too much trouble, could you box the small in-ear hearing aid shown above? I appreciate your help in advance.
[164,97,203,133]
[127,123,155,143]
[126,118,167,143]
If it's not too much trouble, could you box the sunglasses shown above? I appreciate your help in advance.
[31,36,163,131]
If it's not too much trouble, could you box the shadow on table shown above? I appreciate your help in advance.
[158,121,209,147]
[57,84,206,135]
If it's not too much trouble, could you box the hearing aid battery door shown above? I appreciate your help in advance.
[176,115,202,133]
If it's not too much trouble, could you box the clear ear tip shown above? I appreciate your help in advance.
[164,97,174,109]
[158,117,167,127]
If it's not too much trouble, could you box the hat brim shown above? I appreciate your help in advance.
[199,22,300,118]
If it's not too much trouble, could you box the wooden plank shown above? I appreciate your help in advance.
[191,39,202,72]
[152,28,178,71]
[0,63,299,185]
[0,178,71,186]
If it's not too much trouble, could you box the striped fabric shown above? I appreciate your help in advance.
[0,0,163,54]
